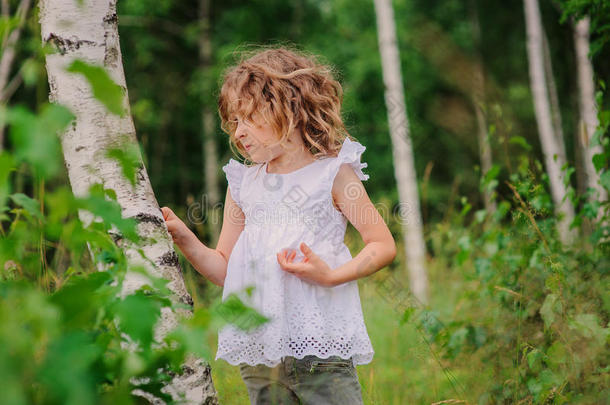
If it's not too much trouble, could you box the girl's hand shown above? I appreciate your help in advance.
[161,206,190,246]
[277,242,335,287]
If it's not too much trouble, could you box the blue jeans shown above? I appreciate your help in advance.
[238,355,364,405]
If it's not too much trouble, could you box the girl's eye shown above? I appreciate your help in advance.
[238,118,255,126]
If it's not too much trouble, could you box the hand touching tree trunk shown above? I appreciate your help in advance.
[38,0,219,403]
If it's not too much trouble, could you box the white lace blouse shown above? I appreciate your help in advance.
[215,136,375,367]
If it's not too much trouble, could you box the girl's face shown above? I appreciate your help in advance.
[234,113,284,163]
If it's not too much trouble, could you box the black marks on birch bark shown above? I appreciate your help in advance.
[158,250,179,268]
[102,12,119,68]
[135,212,165,227]
[44,33,96,55]
[103,12,118,26]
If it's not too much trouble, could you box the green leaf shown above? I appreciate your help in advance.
[470,326,486,348]
[0,152,15,212]
[400,306,416,325]
[75,183,139,242]
[568,313,609,347]
[9,193,43,222]
[474,257,493,281]
[474,209,487,224]
[65,60,126,116]
[165,323,212,363]
[7,104,74,178]
[582,199,601,219]
[539,368,561,389]
[111,291,163,348]
[21,59,40,86]
[546,341,567,367]
[509,135,532,151]
[526,348,543,370]
[105,136,142,186]
[527,377,543,396]
[50,271,114,329]
[37,331,102,405]
[600,170,610,192]
[127,265,172,298]
[592,153,606,172]
[210,292,270,332]
[481,165,501,195]
[456,234,471,265]
[540,293,562,329]
[447,327,468,354]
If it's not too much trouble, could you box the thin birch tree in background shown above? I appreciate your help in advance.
[469,0,496,214]
[0,0,31,149]
[199,0,222,245]
[38,0,219,403]
[523,0,577,245]
[542,28,568,164]
[573,15,608,218]
[373,0,429,305]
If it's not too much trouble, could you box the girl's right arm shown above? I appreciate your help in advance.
[161,187,245,287]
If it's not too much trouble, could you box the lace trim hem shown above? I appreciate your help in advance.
[216,349,374,367]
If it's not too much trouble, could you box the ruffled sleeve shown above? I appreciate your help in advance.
[327,137,370,185]
[222,159,247,210]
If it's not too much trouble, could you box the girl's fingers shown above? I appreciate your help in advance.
[161,206,175,221]
[277,249,297,263]
[278,252,301,272]
[278,253,290,271]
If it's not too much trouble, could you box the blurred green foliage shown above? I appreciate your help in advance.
[0,0,609,403]
[0,63,268,403]
[412,97,610,402]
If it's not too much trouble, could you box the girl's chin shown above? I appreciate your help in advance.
[247,155,262,164]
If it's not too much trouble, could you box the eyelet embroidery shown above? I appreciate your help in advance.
[217,137,374,368]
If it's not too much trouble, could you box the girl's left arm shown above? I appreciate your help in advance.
[329,163,397,286]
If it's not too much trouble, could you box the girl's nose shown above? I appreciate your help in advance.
[235,122,248,140]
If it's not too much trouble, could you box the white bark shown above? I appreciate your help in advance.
[470,0,496,214]
[0,0,31,148]
[573,15,608,212]
[523,0,577,245]
[38,0,219,403]
[542,27,567,164]
[199,0,221,245]
[373,0,429,305]
[0,0,30,96]
[474,95,496,212]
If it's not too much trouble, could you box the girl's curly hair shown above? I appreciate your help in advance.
[217,44,356,164]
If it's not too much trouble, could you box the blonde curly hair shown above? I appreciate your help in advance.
[217,44,357,165]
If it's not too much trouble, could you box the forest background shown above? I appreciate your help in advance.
[0,0,608,404]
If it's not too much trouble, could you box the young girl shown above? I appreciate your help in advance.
[161,47,396,405]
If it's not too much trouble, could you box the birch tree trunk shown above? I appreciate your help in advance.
[542,28,567,163]
[523,0,577,245]
[373,0,429,305]
[0,0,31,149]
[199,0,221,246]
[469,0,496,214]
[573,15,608,214]
[38,0,219,403]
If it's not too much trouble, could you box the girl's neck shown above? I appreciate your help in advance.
[265,139,316,174]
